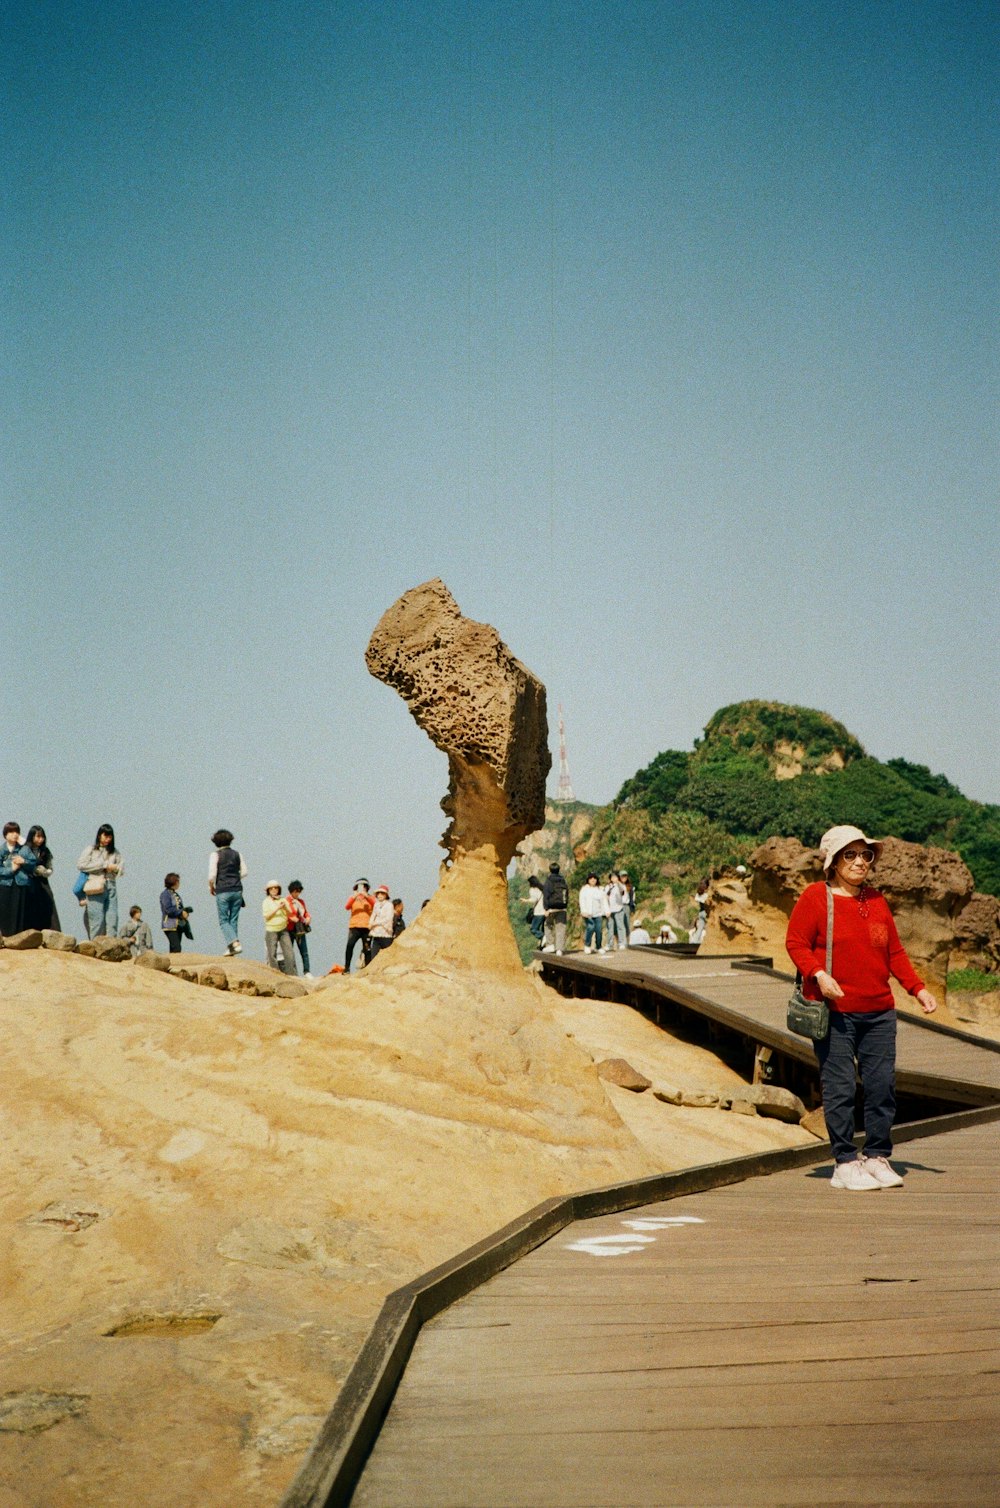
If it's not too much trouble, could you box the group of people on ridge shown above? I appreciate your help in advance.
[0,822,405,979]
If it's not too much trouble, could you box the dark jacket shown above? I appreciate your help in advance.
[543,872,568,911]
[0,844,37,888]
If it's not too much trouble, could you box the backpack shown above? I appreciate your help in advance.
[548,874,568,909]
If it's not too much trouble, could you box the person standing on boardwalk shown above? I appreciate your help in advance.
[77,825,123,938]
[527,875,546,946]
[344,878,374,972]
[786,825,938,1192]
[541,863,568,955]
[209,829,247,956]
[605,872,629,952]
[579,873,609,954]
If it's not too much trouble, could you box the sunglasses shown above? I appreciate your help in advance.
[841,849,875,864]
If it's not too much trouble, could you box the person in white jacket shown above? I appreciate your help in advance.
[579,874,610,954]
[605,872,629,951]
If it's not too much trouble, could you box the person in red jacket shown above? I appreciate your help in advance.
[786,825,938,1192]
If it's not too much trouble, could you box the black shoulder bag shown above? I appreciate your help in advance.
[787,885,832,1040]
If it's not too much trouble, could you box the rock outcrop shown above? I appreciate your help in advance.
[365,578,549,868]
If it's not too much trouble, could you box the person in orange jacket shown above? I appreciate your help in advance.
[344,878,374,972]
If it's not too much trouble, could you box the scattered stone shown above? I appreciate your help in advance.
[0,1391,88,1434]
[727,1099,758,1116]
[77,940,97,956]
[198,967,229,991]
[679,1090,720,1108]
[1,930,43,951]
[596,1058,652,1092]
[41,930,78,951]
[273,978,308,999]
[172,967,198,983]
[718,1084,806,1123]
[799,1106,828,1139]
[91,936,132,962]
[135,951,171,971]
[228,977,262,996]
[652,1084,683,1105]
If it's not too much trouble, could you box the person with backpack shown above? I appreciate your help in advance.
[209,829,247,956]
[542,862,569,954]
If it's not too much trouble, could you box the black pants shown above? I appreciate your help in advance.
[368,935,392,960]
[345,928,371,971]
[166,930,182,953]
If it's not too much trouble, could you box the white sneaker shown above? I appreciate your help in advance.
[303,972,314,981]
[599,947,609,954]
[830,1159,881,1191]
[861,1155,904,1188]
[541,945,556,953]
[231,940,242,955]
[584,945,593,954]
[555,949,563,955]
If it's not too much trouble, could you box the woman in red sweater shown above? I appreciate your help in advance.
[786,825,938,1192]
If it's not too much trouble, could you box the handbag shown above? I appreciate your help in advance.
[787,885,832,1040]
[82,874,106,897]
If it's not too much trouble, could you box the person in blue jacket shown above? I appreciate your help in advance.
[0,821,38,937]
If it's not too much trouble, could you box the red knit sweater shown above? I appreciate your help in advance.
[785,882,924,1014]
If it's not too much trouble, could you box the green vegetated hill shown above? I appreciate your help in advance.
[520,702,999,945]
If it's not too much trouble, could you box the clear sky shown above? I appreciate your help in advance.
[5,1,998,971]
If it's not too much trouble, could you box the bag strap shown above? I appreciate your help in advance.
[826,883,834,975]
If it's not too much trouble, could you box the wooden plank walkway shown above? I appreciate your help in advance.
[351,1117,1000,1507]
[541,950,1000,1105]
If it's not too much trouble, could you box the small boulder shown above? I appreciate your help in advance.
[652,1084,683,1106]
[229,977,262,996]
[679,1090,720,1109]
[799,1106,828,1140]
[198,967,229,991]
[273,978,308,999]
[41,930,78,952]
[727,1099,758,1116]
[718,1084,806,1123]
[172,966,198,983]
[2,930,43,951]
[135,951,171,971]
[91,936,132,963]
[77,940,97,956]
[596,1058,652,1092]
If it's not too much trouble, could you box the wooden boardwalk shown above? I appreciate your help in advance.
[351,1116,1000,1507]
[540,949,1000,1107]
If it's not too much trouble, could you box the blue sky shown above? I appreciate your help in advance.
[5,1,998,969]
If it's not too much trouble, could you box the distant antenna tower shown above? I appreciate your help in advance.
[555,704,576,802]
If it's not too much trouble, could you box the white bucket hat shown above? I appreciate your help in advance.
[818,825,883,873]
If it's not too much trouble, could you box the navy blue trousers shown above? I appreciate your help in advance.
[814,1008,897,1163]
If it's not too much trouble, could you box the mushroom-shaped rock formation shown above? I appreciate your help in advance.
[365,579,550,975]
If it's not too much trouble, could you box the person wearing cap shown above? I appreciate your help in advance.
[263,882,296,975]
[368,886,395,960]
[786,825,938,1192]
[344,878,374,972]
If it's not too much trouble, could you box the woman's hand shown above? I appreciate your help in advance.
[814,970,844,1000]
[916,988,938,1014]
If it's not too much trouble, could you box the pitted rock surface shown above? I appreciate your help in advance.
[365,579,549,865]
